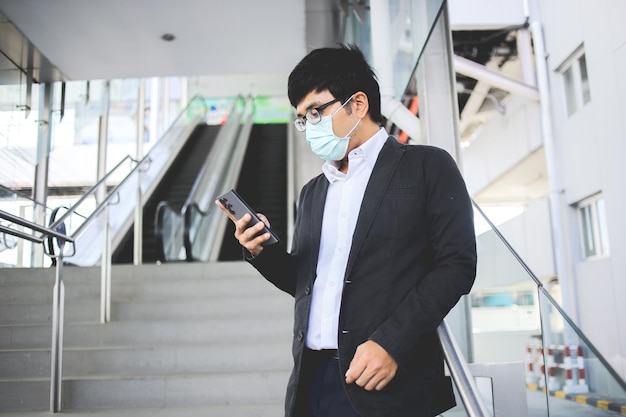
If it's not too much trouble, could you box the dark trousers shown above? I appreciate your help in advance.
[298,349,362,417]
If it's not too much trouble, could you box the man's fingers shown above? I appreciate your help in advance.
[345,341,398,391]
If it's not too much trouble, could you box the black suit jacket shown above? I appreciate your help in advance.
[249,137,477,417]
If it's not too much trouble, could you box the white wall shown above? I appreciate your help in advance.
[453,0,626,381]
[537,0,626,378]
[462,95,542,197]
[448,0,525,30]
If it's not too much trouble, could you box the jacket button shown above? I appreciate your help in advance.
[305,286,311,295]
[297,331,304,341]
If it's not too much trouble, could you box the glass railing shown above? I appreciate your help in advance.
[343,0,445,99]
[50,96,211,265]
[444,203,626,416]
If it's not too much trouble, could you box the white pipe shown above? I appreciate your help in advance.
[370,0,422,142]
[454,54,540,101]
[381,96,421,140]
[529,20,577,323]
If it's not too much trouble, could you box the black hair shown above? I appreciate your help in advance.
[287,44,383,124]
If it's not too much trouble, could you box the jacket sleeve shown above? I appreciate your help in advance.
[245,181,311,297]
[369,147,477,370]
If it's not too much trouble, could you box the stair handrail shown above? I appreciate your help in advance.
[48,155,142,240]
[0,209,75,248]
[186,95,256,262]
[154,95,246,261]
[438,319,491,417]
[472,201,626,394]
[0,209,73,413]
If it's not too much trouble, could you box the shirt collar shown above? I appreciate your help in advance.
[322,127,388,183]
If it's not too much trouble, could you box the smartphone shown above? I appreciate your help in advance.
[216,189,279,246]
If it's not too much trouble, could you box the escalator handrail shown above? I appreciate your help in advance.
[472,200,626,393]
[192,97,256,262]
[183,95,247,211]
[154,200,184,262]
[49,95,211,237]
[153,96,247,262]
[43,97,210,266]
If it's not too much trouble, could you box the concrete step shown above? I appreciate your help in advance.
[0,371,291,412]
[0,315,293,350]
[0,262,261,286]
[0,274,286,304]
[0,262,294,414]
[0,293,293,325]
[0,404,284,417]
[0,341,292,378]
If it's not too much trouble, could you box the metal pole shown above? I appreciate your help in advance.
[134,81,145,265]
[529,18,577,325]
[438,320,491,417]
[100,205,112,323]
[50,255,65,412]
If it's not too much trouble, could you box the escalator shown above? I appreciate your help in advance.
[113,124,222,264]
[218,124,288,260]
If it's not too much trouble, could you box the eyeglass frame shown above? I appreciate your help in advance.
[293,97,343,132]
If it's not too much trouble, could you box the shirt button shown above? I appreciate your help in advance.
[329,281,335,287]
[323,319,330,324]
[340,212,347,218]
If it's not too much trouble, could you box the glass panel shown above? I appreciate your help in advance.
[343,0,445,99]
[580,204,597,258]
[563,66,578,116]
[450,203,626,417]
[579,54,591,105]
[0,186,50,267]
[538,288,626,416]
[596,198,609,255]
[0,65,39,191]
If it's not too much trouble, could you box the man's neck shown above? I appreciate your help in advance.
[339,122,381,174]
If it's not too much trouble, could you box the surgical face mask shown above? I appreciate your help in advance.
[305,96,361,161]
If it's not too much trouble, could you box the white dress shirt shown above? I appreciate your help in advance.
[306,127,388,350]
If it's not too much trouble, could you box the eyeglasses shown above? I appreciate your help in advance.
[293,98,341,132]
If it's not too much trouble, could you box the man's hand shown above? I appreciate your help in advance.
[345,340,398,391]
[215,199,271,257]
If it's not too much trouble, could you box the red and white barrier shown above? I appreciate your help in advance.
[525,343,589,394]
[562,345,589,394]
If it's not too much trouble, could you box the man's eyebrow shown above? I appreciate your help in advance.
[296,101,322,117]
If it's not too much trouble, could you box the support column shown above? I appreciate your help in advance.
[32,83,53,267]
[415,5,461,161]
[415,4,473,361]
[134,81,145,265]
[96,82,110,205]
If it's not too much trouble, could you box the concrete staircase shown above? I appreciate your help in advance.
[0,261,293,416]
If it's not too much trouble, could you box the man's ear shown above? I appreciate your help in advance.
[352,91,370,118]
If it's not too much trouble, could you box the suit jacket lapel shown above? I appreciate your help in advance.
[344,137,404,279]
[309,177,328,282]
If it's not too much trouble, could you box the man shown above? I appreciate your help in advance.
[217,45,476,417]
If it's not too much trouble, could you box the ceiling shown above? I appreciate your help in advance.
[0,0,341,82]
[0,1,548,207]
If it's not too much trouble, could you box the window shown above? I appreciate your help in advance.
[558,47,591,116]
[577,195,609,259]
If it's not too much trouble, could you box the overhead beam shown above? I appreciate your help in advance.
[454,54,539,101]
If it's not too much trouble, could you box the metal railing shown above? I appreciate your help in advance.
[0,209,74,413]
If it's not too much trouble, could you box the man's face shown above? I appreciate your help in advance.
[295,90,356,139]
